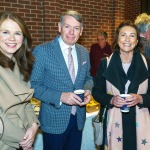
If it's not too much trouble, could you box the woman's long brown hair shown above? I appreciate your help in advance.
[0,11,34,82]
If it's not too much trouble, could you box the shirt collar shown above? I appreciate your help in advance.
[58,36,75,51]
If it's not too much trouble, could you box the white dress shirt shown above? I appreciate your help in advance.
[58,36,78,77]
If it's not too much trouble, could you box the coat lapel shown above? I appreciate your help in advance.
[0,65,33,111]
[0,66,33,97]
[128,53,149,93]
[103,52,126,93]
[103,50,149,94]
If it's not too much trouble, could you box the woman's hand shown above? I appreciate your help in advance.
[110,94,143,108]
[110,95,125,108]
[19,123,38,149]
[126,94,143,107]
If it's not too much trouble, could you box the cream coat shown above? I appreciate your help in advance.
[0,59,39,149]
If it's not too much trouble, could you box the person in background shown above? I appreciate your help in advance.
[0,12,39,150]
[90,30,112,78]
[30,10,93,150]
[134,13,150,57]
[92,20,150,150]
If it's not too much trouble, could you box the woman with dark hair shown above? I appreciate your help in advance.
[0,12,39,150]
[92,20,150,150]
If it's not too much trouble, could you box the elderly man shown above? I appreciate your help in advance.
[90,30,112,78]
[135,13,150,57]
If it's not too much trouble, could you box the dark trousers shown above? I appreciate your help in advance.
[43,114,82,150]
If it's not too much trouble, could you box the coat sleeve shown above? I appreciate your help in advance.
[92,58,113,107]
[0,103,39,148]
[24,102,40,128]
[0,109,24,148]
[141,57,150,107]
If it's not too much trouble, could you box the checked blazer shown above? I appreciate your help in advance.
[30,36,93,134]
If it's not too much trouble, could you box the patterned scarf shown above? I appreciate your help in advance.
[105,53,150,150]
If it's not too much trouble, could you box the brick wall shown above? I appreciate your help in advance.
[43,0,125,50]
[0,0,141,51]
[0,0,44,47]
[125,0,141,22]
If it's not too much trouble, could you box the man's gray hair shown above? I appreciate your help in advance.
[134,13,150,33]
[60,10,83,27]
[97,30,108,39]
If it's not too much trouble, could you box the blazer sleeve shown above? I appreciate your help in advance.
[89,45,95,77]
[84,51,94,91]
[30,46,62,108]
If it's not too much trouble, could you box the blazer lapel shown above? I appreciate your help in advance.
[74,44,82,84]
[51,36,73,84]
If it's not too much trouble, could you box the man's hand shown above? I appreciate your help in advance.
[60,92,83,106]
[82,90,91,105]
[60,90,91,106]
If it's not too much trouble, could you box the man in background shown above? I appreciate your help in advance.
[135,13,150,57]
[30,10,93,150]
[90,30,112,78]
